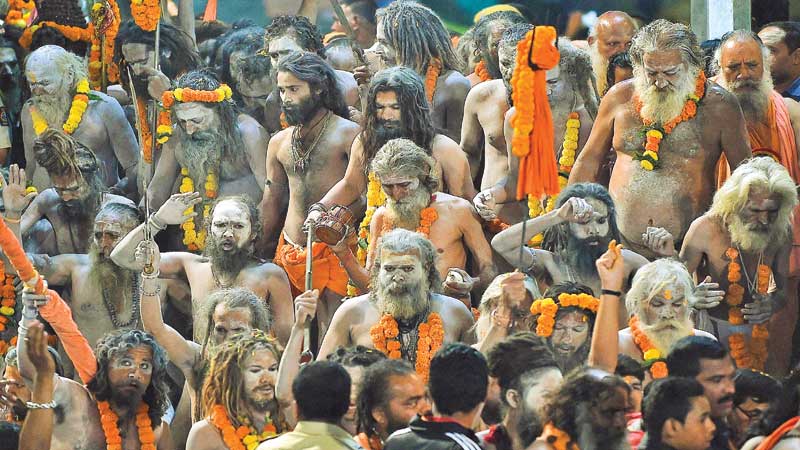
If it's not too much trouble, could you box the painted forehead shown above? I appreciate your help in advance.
[212,200,251,221]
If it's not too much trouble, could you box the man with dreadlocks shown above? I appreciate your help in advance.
[260,51,360,341]
[15,316,173,450]
[22,46,139,196]
[9,130,136,256]
[373,1,470,142]
[145,70,268,241]
[467,11,526,86]
[261,14,360,133]
[217,26,273,128]
[25,0,90,56]
[187,330,285,450]
[473,26,598,224]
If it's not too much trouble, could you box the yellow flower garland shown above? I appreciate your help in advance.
[30,78,91,135]
[348,172,387,297]
[179,168,217,251]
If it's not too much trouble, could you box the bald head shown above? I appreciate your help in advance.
[590,11,638,59]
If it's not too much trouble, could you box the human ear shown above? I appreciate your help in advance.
[505,389,520,409]
[587,35,596,46]
[371,407,387,426]
[661,418,680,442]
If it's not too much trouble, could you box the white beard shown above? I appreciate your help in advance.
[575,403,630,450]
[33,90,71,127]
[633,65,699,125]
[728,214,786,253]
[375,275,431,321]
[590,42,609,95]
[385,187,431,231]
[639,316,694,354]
[717,71,775,123]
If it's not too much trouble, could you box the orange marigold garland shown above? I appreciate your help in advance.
[88,0,122,89]
[424,58,442,103]
[131,0,161,32]
[633,72,706,171]
[725,247,770,370]
[5,0,34,29]
[540,423,578,450]
[136,98,172,164]
[473,60,491,83]
[370,312,444,381]
[0,261,17,356]
[558,112,580,189]
[530,293,599,337]
[159,84,232,146]
[208,405,277,450]
[629,316,670,379]
[19,22,92,49]
[97,401,156,450]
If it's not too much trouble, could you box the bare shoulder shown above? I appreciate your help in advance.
[688,214,722,240]
[783,97,800,122]
[268,127,292,150]
[703,81,740,112]
[431,133,461,153]
[440,69,470,91]
[465,78,500,104]
[186,419,222,450]
[603,78,635,103]
[331,114,361,139]
[34,188,60,208]
[694,329,717,340]
[431,292,472,317]
[434,191,472,211]
[91,91,123,109]
[337,293,375,316]
[101,193,136,208]
[335,69,357,89]
[238,113,267,140]
[251,260,288,278]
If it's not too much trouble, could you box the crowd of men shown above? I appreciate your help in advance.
[1,0,800,449]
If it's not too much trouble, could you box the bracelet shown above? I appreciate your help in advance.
[601,289,622,297]
[3,216,20,224]
[141,269,161,279]
[308,202,327,214]
[141,284,161,297]
[148,214,167,231]
[26,400,57,409]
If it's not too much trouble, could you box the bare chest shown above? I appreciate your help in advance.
[477,95,509,151]
[278,132,350,200]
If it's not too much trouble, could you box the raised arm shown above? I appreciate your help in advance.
[241,115,269,194]
[317,135,368,209]
[18,321,56,450]
[257,133,290,258]
[568,84,619,184]
[588,241,625,373]
[437,137,477,200]
[2,164,39,239]
[146,139,180,210]
[275,289,317,426]
[29,253,79,287]
[440,74,470,142]
[316,299,357,360]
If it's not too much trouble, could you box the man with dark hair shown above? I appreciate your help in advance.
[482,332,562,450]
[374,1,471,141]
[259,361,359,449]
[617,354,646,448]
[469,11,526,83]
[667,336,737,450]
[729,369,781,446]
[331,0,378,49]
[385,343,487,450]
[606,51,633,95]
[759,22,800,101]
[356,358,429,449]
[0,36,24,166]
[327,346,387,435]
[641,377,717,450]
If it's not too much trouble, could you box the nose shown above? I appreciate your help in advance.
[391,272,406,283]
[757,213,769,225]
[654,77,669,89]
[184,121,199,135]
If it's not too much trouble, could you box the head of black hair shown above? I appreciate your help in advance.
[666,336,729,378]
[642,377,707,445]
[293,361,351,423]
[429,343,488,415]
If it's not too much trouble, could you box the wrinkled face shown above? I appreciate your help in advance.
[375,22,397,67]
[642,49,686,92]
[759,27,795,84]
[568,198,610,242]
[380,175,419,203]
[640,285,689,326]
[590,386,629,440]
[378,250,426,294]
[0,48,19,89]
[739,189,781,234]
[122,43,156,77]
[381,373,429,435]
[174,102,218,137]
[51,173,90,203]
[374,90,402,124]
[669,396,716,450]
[550,310,590,357]
[594,21,635,59]
[93,214,136,259]
[107,346,153,400]
[720,39,765,90]
[26,58,70,98]
[267,34,304,69]
[730,396,769,439]
[622,375,643,413]
[242,348,279,408]
[210,200,253,251]
[697,357,737,418]
[212,305,253,345]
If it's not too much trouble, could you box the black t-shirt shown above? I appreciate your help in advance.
[385,415,482,450]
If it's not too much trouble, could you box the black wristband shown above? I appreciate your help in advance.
[601,289,622,297]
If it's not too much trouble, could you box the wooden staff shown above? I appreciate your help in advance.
[300,226,315,364]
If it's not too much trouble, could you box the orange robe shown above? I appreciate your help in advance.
[717,91,800,276]
[755,417,800,450]
[274,234,349,296]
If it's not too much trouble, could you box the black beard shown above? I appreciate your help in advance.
[565,232,609,278]
[373,120,406,148]
[58,194,98,223]
[130,75,150,99]
[515,402,544,448]
[204,235,251,279]
[552,340,590,374]
[282,94,320,125]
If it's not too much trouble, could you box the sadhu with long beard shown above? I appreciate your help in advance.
[587,11,638,97]
[647,157,798,372]
[569,19,752,260]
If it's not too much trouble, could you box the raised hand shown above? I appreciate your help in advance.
[692,276,725,310]
[2,164,36,215]
[26,320,55,376]
[642,226,675,257]
[500,271,527,305]
[135,65,172,101]
[21,286,49,312]
[134,239,161,275]
[294,289,319,327]
[596,240,625,291]
[442,268,476,299]
[473,190,497,221]
[154,192,202,226]
[556,197,596,223]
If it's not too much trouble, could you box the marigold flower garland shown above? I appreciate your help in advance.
[88,0,122,89]
[160,84,232,145]
[357,172,387,267]
[136,98,172,164]
[558,112,580,189]
[208,405,277,450]
[19,22,93,49]
[131,0,161,32]
[179,168,217,251]
[369,312,444,381]
[5,0,34,28]
[629,316,669,379]
[97,401,156,450]
[0,261,17,356]
[541,423,578,450]
[633,72,706,171]
[725,247,770,370]
[30,78,91,136]
[473,60,491,83]
[424,58,442,103]
[530,293,599,337]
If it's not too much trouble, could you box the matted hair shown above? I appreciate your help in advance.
[276,51,349,119]
[629,19,703,71]
[33,128,98,180]
[362,67,436,161]
[86,330,170,427]
[201,330,281,422]
[264,15,325,58]
[558,37,599,119]
[114,19,200,81]
[204,195,263,248]
[375,1,461,73]
[370,229,441,294]
[488,332,559,402]
[708,157,798,245]
[370,138,439,192]
[26,45,88,90]
[542,183,619,254]
[625,258,698,317]
[472,10,526,54]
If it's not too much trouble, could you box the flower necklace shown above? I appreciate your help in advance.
[540,423,579,450]
[131,0,161,32]
[30,78,91,136]
[473,60,491,83]
[424,58,442,103]
[5,0,34,29]
[558,112,581,189]
[97,400,156,450]
[381,196,439,238]
[530,293,599,337]
[633,71,706,171]
[208,405,277,450]
[0,260,17,356]
[135,98,172,164]
[179,167,218,251]
[88,0,121,89]
[629,316,669,379]
[725,247,770,370]
[370,311,444,381]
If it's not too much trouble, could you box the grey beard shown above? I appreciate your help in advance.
[576,403,629,450]
[385,187,431,230]
[89,243,134,294]
[374,277,431,321]
[33,92,71,127]
[178,129,223,185]
[564,232,609,279]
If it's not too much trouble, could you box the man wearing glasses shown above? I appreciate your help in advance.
[729,369,781,447]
